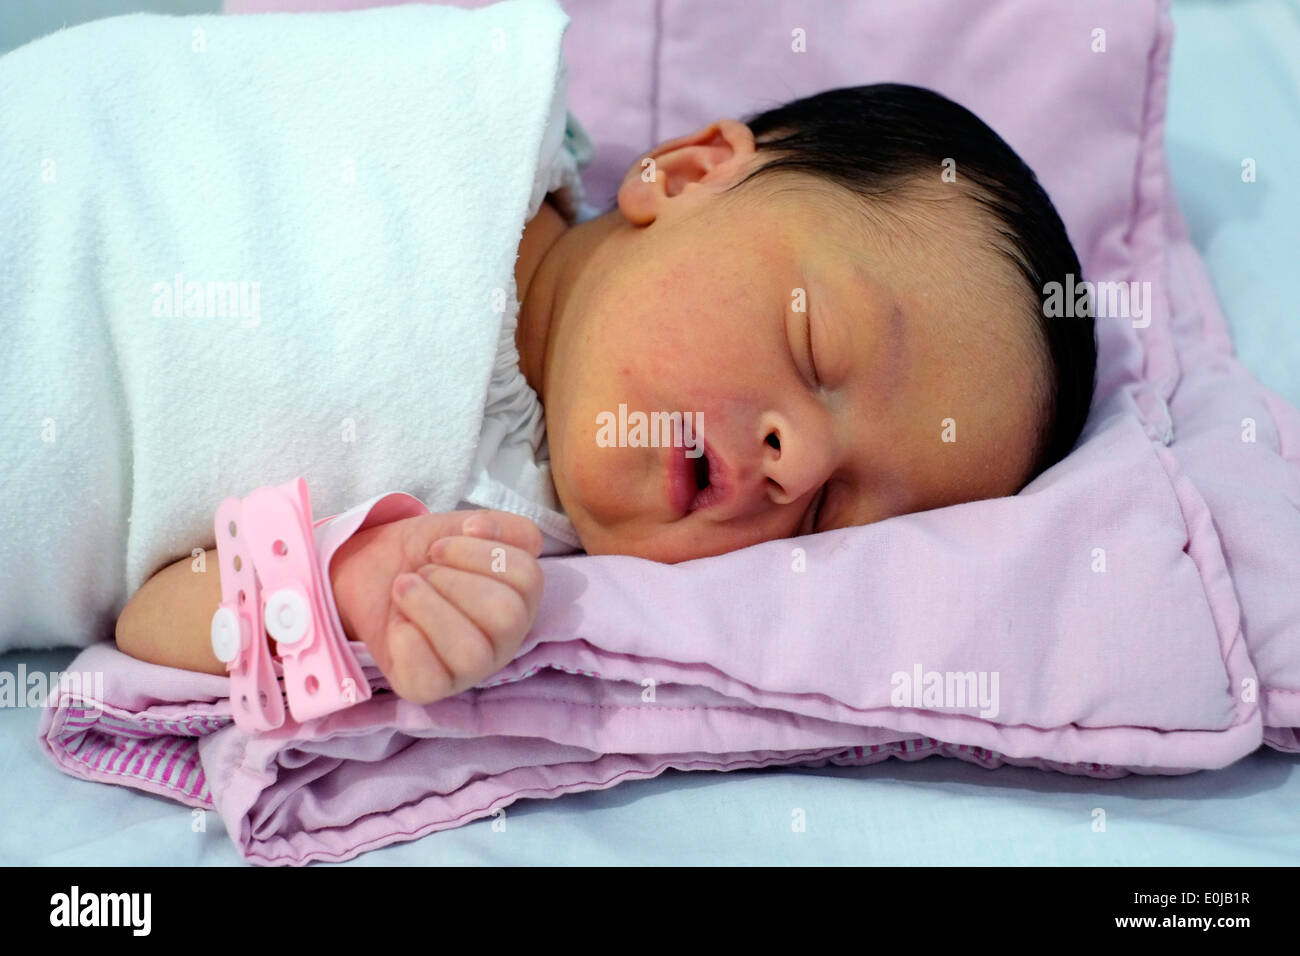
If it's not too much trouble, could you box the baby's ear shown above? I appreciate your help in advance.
[617,119,756,225]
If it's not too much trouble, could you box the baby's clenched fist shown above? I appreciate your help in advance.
[328,510,544,705]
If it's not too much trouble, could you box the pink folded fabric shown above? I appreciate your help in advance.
[36,590,1257,868]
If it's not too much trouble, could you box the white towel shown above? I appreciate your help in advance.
[0,0,575,650]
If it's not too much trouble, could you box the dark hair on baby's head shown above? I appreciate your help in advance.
[724,83,1097,486]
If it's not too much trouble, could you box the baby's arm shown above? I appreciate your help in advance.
[115,510,545,704]
[115,550,229,675]
[115,525,386,675]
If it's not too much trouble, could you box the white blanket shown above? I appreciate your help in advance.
[0,0,573,649]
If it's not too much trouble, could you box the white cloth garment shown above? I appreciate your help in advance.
[458,95,592,559]
[0,0,586,650]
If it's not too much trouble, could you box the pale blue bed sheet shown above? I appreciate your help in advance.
[1,0,1297,865]
[3,650,1297,866]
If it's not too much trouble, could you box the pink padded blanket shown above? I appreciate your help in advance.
[38,0,1300,865]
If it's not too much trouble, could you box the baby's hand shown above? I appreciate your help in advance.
[328,510,544,705]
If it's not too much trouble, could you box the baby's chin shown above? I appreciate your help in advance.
[569,515,742,564]
[566,511,677,561]
[566,513,661,560]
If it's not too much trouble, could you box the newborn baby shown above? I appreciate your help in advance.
[119,84,1097,704]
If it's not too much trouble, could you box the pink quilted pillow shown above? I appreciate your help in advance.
[222,0,1300,771]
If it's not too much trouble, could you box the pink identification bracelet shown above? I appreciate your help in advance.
[209,477,429,732]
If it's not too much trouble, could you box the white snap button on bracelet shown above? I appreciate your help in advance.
[210,607,242,663]
[265,588,309,645]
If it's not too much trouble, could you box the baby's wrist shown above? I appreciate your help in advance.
[327,524,382,643]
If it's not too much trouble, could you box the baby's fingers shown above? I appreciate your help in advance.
[426,535,543,622]
[384,572,498,704]
[411,563,531,650]
[384,614,455,705]
[457,510,544,558]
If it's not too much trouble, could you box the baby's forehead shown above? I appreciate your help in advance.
[767,175,1028,314]
[717,169,1035,349]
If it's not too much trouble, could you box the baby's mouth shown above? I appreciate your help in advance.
[667,442,711,518]
[686,439,729,514]
[667,437,729,517]
[693,452,710,492]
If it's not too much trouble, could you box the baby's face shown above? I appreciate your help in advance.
[525,119,1044,563]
